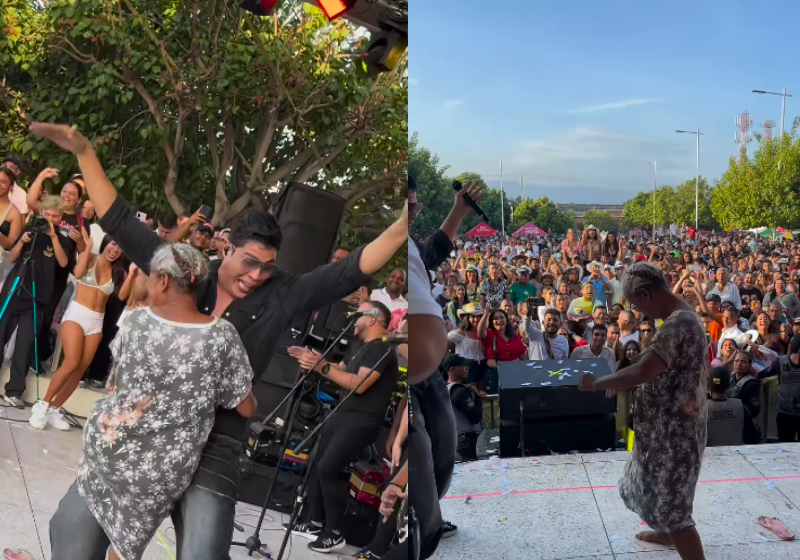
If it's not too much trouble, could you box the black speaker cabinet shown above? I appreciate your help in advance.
[499,358,616,420]
[500,414,617,457]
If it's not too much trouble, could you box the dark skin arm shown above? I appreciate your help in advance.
[579,350,667,392]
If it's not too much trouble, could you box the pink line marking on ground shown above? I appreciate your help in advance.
[443,475,800,501]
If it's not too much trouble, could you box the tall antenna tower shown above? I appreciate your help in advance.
[735,110,753,161]
[763,120,776,141]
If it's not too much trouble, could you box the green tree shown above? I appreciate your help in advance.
[621,177,717,231]
[581,208,618,233]
[621,191,653,229]
[2,0,407,237]
[508,196,574,235]
[711,136,800,231]
[408,133,453,236]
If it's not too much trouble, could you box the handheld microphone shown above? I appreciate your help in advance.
[381,335,408,345]
[346,309,380,318]
[452,180,489,222]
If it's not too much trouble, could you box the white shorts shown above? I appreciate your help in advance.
[62,301,105,336]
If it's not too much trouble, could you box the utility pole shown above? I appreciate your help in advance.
[500,157,505,236]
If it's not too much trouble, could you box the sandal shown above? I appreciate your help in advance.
[3,550,35,560]
[758,516,795,540]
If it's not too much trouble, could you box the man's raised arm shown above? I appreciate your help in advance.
[30,123,162,271]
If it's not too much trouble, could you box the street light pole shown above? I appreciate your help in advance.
[499,157,505,236]
[752,88,793,138]
[649,161,657,237]
[676,129,704,232]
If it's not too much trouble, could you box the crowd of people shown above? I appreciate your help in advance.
[406,178,800,560]
[0,122,410,560]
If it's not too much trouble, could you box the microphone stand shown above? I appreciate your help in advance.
[231,316,357,557]
[274,345,395,560]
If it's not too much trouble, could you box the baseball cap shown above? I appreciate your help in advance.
[706,294,722,303]
[518,265,531,273]
[710,366,731,392]
[442,354,473,371]
[614,262,624,269]
[2,155,20,168]
[793,317,800,325]
[197,223,214,235]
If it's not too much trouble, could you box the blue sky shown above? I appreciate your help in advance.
[410,0,800,204]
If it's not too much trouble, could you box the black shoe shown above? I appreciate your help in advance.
[442,520,458,539]
[283,521,323,540]
[308,530,346,553]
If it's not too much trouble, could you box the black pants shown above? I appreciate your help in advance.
[1,299,44,399]
[777,412,800,442]
[306,411,382,532]
[457,432,479,460]
[409,374,456,560]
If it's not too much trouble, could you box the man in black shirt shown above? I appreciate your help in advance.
[444,355,483,460]
[739,272,764,310]
[34,123,407,560]
[0,201,74,408]
[287,301,398,552]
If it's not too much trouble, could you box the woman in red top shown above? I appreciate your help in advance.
[477,309,527,368]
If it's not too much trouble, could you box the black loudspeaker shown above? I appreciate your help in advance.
[499,359,616,420]
[271,181,346,275]
[497,359,617,457]
[499,414,617,457]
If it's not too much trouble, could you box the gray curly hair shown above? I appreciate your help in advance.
[149,243,209,293]
[622,261,669,299]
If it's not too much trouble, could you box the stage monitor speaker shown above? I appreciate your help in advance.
[499,359,616,421]
[499,414,617,457]
[271,181,346,275]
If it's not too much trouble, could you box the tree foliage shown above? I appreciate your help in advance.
[1,0,407,243]
[581,208,618,233]
[622,178,716,230]
[711,134,800,231]
[508,196,575,235]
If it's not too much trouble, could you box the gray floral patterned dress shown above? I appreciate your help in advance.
[618,310,708,533]
[76,308,253,560]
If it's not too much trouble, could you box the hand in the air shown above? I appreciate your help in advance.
[453,181,484,216]
[29,123,91,156]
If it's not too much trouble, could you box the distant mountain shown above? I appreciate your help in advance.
[483,180,640,205]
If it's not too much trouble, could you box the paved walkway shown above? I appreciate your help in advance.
[433,444,800,560]
[0,405,359,560]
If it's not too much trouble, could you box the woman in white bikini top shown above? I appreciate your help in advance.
[29,230,130,431]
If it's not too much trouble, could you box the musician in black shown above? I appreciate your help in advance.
[287,301,398,554]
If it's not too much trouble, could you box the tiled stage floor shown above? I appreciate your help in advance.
[434,444,800,560]
[0,405,360,560]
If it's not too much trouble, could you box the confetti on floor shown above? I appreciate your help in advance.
[764,481,776,490]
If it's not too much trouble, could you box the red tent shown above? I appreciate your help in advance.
[466,222,498,238]
[512,222,548,238]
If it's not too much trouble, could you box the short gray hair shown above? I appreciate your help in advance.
[149,243,209,293]
[622,262,668,299]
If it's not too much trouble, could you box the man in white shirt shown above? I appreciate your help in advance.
[371,268,407,312]
[618,310,640,345]
[717,307,749,355]
[706,267,742,311]
[606,264,624,306]
[570,323,616,373]
[523,307,569,360]
[2,156,28,216]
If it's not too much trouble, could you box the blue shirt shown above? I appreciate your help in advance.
[582,277,608,306]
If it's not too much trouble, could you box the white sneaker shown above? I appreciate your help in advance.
[29,401,48,430]
[46,407,71,431]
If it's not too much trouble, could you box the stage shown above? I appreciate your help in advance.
[0,404,361,560]
[433,443,800,560]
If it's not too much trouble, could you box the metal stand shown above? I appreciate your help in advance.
[230,317,356,557]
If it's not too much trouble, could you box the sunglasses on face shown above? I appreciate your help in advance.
[230,244,278,276]
[640,328,653,333]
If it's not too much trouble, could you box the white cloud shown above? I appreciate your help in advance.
[443,99,464,110]
[567,98,661,114]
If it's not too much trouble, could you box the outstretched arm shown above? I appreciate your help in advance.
[358,203,408,275]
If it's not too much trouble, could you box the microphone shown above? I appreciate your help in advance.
[452,180,489,222]
[381,335,408,345]
[346,309,381,318]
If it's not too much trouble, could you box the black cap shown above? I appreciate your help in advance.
[710,366,731,392]
[2,155,20,167]
[442,355,473,371]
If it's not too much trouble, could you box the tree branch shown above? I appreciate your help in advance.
[162,107,190,216]
[247,108,279,189]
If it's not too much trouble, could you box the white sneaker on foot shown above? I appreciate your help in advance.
[29,400,48,430]
[46,407,71,431]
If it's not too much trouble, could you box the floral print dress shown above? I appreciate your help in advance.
[618,309,708,533]
[76,308,253,560]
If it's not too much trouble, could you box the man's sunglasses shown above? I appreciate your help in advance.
[230,244,279,275]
